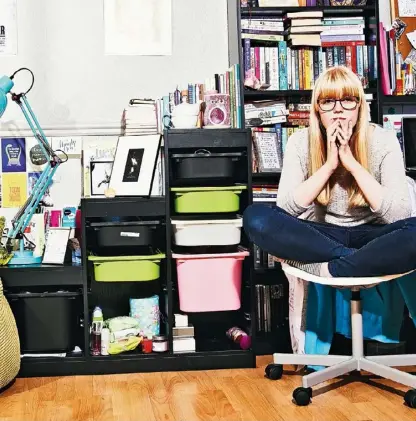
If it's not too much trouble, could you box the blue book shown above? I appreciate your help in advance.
[278,41,288,90]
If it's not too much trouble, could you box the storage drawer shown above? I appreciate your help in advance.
[171,217,243,246]
[7,290,82,353]
[171,150,243,184]
[172,248,249,312]
[91,220,162,248]
[171,185,247,214]
[88,253,165,282]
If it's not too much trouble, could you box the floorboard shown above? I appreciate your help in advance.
[0,356,414,421]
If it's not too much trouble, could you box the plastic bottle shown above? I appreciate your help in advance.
[101,328,110,356]
[91,306,104,356]
[226,326,251,350]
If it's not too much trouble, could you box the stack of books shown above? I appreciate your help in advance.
[286,10,324,47]
[321,16,377,89]
[122,99,158,136]
[244,100,287,127]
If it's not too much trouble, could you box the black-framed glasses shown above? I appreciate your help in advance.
[317,96,359,112]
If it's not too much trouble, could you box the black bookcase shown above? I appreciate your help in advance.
[164,128,256,364]
[1,129,256,378]
[226,0,404,355]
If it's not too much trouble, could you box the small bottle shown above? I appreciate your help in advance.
[101,328,110,356]
[226,327,251,350]
[91,306,104,356]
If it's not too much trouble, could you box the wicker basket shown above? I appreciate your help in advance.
[330,0,367,5]
[0,280,20,390]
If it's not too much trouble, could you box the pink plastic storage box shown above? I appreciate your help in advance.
[172,248,249,312]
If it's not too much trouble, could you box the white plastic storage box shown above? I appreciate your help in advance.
[171,217,243,246]
[172,247,249,312]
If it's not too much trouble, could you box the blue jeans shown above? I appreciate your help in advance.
[243,204,416,277]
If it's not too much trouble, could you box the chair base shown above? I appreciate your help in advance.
[272,353,416,390]
[270,289,416,407]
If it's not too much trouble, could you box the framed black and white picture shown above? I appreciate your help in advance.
[90,161,114,196]
[109,135,161,196]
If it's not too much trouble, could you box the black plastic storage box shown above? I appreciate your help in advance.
[171,150,244,184]
[91,220,162,248]
[7,290,82,353]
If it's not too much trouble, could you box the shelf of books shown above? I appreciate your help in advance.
[240,1,378,182]
[238,0,379,354]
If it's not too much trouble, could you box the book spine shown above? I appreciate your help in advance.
[278,41,288,90]
[243,39,251,77]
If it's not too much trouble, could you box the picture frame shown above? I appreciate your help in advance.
[90,160,114,196]
[109,135,162,196]
[42,227,71,265]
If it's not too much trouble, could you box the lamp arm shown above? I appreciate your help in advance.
[6,94,65,247]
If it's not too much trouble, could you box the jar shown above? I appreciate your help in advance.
[142,336,153,354]
[152,335,168,352]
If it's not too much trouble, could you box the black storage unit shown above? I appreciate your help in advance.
[0,129,256,378]
[8,290,83,353]
[171,150,244,185]
[90,220,163,248]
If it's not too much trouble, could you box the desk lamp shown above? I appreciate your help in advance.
[0,68,66,265]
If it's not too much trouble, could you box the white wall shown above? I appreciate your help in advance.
[1,0,229,133]
[0,0,392,134]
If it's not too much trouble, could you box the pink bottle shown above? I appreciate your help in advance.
[226,327,251,350]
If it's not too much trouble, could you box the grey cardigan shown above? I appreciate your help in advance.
[276,124,411,226]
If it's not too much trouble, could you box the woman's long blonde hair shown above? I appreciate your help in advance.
[309,66,370,208]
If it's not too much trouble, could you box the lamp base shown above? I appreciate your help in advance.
[8,250,42,266]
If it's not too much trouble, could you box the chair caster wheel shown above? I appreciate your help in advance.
[265,364,283,380]
[404,389,416,408]
[293,387,312,406]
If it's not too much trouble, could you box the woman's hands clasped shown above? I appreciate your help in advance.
[337,120,359,172]
[326,119,359,174]
[326,120,340,171]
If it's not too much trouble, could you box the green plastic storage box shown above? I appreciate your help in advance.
[171,185,247,213]
[88,253,165,282]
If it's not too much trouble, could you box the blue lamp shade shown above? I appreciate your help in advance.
[0,75,14,118]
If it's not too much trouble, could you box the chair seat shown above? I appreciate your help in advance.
[281,263,411,288]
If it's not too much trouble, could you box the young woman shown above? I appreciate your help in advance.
[243,66,416,278]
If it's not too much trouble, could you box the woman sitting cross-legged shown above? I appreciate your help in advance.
[243,65,416,279]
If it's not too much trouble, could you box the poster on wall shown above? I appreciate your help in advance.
[1,138,26,173]
[104,0,172,55]
[27,171,53,207]
[2,173,27,208]
[26,137,48,173]
[51,137,82,157]
[0,0,17,56]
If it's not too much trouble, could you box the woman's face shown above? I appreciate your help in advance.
[317,96,360,133]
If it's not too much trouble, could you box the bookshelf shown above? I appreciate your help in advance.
[227,0,387,355]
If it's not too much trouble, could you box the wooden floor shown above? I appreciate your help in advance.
[0,356,415,421]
